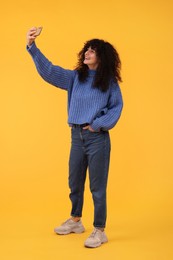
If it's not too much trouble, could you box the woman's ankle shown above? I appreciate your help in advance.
[71,217,81,222]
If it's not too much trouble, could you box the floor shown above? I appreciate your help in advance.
[1,205,172,260]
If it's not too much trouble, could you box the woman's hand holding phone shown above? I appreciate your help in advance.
[26,27,43,47]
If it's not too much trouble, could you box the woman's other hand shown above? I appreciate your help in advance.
[26,27,38,47]
[83,125,96,132]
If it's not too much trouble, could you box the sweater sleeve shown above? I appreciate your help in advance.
[27,42,75,90]
[90,82,123,131]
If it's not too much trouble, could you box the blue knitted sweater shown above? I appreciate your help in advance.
[27,43,123,131]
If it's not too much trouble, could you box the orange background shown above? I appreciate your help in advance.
[0,0,173,259]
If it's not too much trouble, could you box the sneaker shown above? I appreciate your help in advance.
[84,228,108,248]
[54,218,85,235]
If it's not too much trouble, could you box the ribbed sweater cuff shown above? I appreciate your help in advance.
[90,121,101,132]
[27,42,37,56]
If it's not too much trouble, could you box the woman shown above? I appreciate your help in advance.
[26,27,123,248]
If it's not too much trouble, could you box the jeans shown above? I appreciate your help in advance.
[69,126,111,228]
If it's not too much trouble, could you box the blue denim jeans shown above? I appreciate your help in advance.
[69,126,111,228]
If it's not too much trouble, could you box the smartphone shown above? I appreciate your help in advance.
[34,27,43,36]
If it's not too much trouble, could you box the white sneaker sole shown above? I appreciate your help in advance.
[84,237,108,248]
[54,226,85,235]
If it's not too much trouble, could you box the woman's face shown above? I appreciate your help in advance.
[83,47,99,70]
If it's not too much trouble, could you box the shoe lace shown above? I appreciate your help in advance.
[62,218,72,225]
[89,229,99,238]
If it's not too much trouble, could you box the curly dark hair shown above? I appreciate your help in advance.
[75,39,122,92]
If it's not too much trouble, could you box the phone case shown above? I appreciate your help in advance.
[35,27,43,36]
